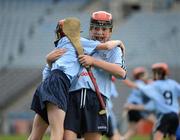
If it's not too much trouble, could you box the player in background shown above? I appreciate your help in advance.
[176,125,180,140]
[127,63,180,140]
[28,18,124,140]
[122,67,156,140]
[44,11,127,140]
[105,76,123,140]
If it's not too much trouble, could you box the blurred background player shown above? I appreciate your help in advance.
[122,67,156,140]
[176,125,180,140]
[45,11,126,140]
[133,63,180,140]
[105,76,123,140]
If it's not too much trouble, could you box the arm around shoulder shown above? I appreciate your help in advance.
[96,40,123,50]
[123,78,137,88]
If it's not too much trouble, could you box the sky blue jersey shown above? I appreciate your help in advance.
[138,79,180,114]
[107,82,119,110]
[110,82,119,98]
[127,80,150,104]
[69,47,126,98]
[143,99,156,112]
[43,37,100,83]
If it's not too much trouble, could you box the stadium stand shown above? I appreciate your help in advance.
[111,12,180,70]
[0,68,41,109]
[0,0,91,134]
[0,0,180,135]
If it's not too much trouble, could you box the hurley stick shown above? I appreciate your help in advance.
[63,17,106,115]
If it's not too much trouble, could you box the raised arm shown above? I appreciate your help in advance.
[78,55,126,79]
[96,40,125,52]
[123,78,137,88]
[90,57,126,78]
[46,48,66,67]
[124,103,145,111]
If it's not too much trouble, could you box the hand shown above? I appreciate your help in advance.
[124,103,135,110]
[78,55,94,67]
[46,48,66,67]
[124,103,144,111]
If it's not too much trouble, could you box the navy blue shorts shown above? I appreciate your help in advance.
[64,88,108,138]
[31,69,70,124]
[127,110,143,123]
[155,112,179,137]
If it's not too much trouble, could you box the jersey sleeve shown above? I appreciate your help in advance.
[108,47,127,80]
[175,81,180,97]
[80,37,101,55]
[144,100,155,111]
[42,64,51,81]
[137,83,160,101]
[127,89,142,104]
[110,82,119,98]
[109,47,126,71]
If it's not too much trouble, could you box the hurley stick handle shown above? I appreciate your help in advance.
[86,67,106,115]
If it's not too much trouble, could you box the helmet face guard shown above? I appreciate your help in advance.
[133,67,145,76]
[54,19,65,47]
[89,11,113,42]
[90,11,113,29]
[132,67,146,80]
[152,63,169,75]
[90,19,113,28]
[55,19,65,40]
[152,63,169,80]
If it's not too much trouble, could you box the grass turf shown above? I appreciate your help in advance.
[0,135,150,140]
